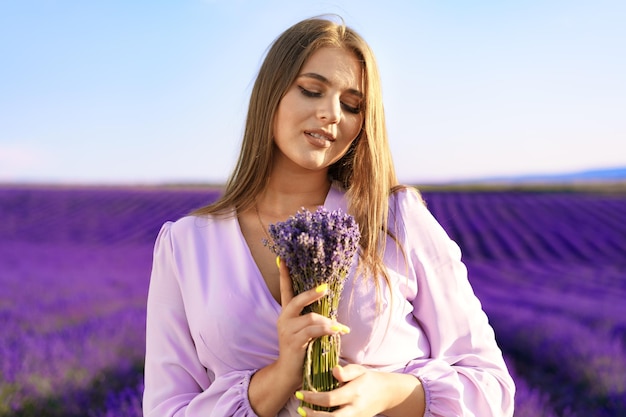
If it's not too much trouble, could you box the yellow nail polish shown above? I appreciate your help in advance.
[315,283,328,293]
[276,256,281,269]
[297,406,307,417]
[295,391,304,401]
[331,323,350,333]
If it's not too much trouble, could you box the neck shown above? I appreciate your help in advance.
[256,170,332,219]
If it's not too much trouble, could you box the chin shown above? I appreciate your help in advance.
[290,155,330,171]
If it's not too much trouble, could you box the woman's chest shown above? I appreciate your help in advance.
[175,230,282,374]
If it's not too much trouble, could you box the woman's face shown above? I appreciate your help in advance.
[272,47,364,174]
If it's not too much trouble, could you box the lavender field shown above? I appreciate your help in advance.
[1,184,625,416]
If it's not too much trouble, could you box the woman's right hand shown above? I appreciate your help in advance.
[274,256,350,388]
[248,257,350,417]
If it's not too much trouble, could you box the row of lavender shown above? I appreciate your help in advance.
[0,186,218,416]
[1,185,624,416]
[430,190,626,416]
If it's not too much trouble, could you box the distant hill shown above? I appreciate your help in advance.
[557,166,626,181]
[453,166,626,185]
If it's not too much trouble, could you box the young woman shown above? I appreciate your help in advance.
[143,16,515,417]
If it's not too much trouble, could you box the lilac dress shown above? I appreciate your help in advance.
[143,184,515,416]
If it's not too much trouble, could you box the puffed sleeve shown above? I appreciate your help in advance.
[394,190,515,417]
[143,222,258,417]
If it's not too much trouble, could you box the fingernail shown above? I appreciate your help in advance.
[276,256,280,269]
[315,283,328,293]
[295,391,304,401]
[297,407,307,417]
[331,323,350,333]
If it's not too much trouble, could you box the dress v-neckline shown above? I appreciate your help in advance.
[234,215,283,311]
[234,182,345,311]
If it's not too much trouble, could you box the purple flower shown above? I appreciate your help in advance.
[264,207,360,408]
[265,207,360,318]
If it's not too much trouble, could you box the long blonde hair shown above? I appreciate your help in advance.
[194,16,402,282]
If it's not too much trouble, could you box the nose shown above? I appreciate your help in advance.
[317,95,341,124]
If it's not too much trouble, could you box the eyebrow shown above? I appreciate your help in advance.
[299,72,363,98]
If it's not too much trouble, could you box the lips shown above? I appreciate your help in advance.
[305,129,335,142]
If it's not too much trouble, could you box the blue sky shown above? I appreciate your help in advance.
[1,0,625,184]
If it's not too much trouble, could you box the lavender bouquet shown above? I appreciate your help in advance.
[265,207,360,411]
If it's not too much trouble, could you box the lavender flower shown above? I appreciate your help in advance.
[266,207,360,316]
[265,207,360,410]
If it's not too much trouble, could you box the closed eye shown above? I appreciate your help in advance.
[299,86,361,114]
[299,86,321,98]
[341,102,361,114]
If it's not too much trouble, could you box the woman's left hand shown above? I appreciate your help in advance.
[296,364,385,416]
[296,364,425,417]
